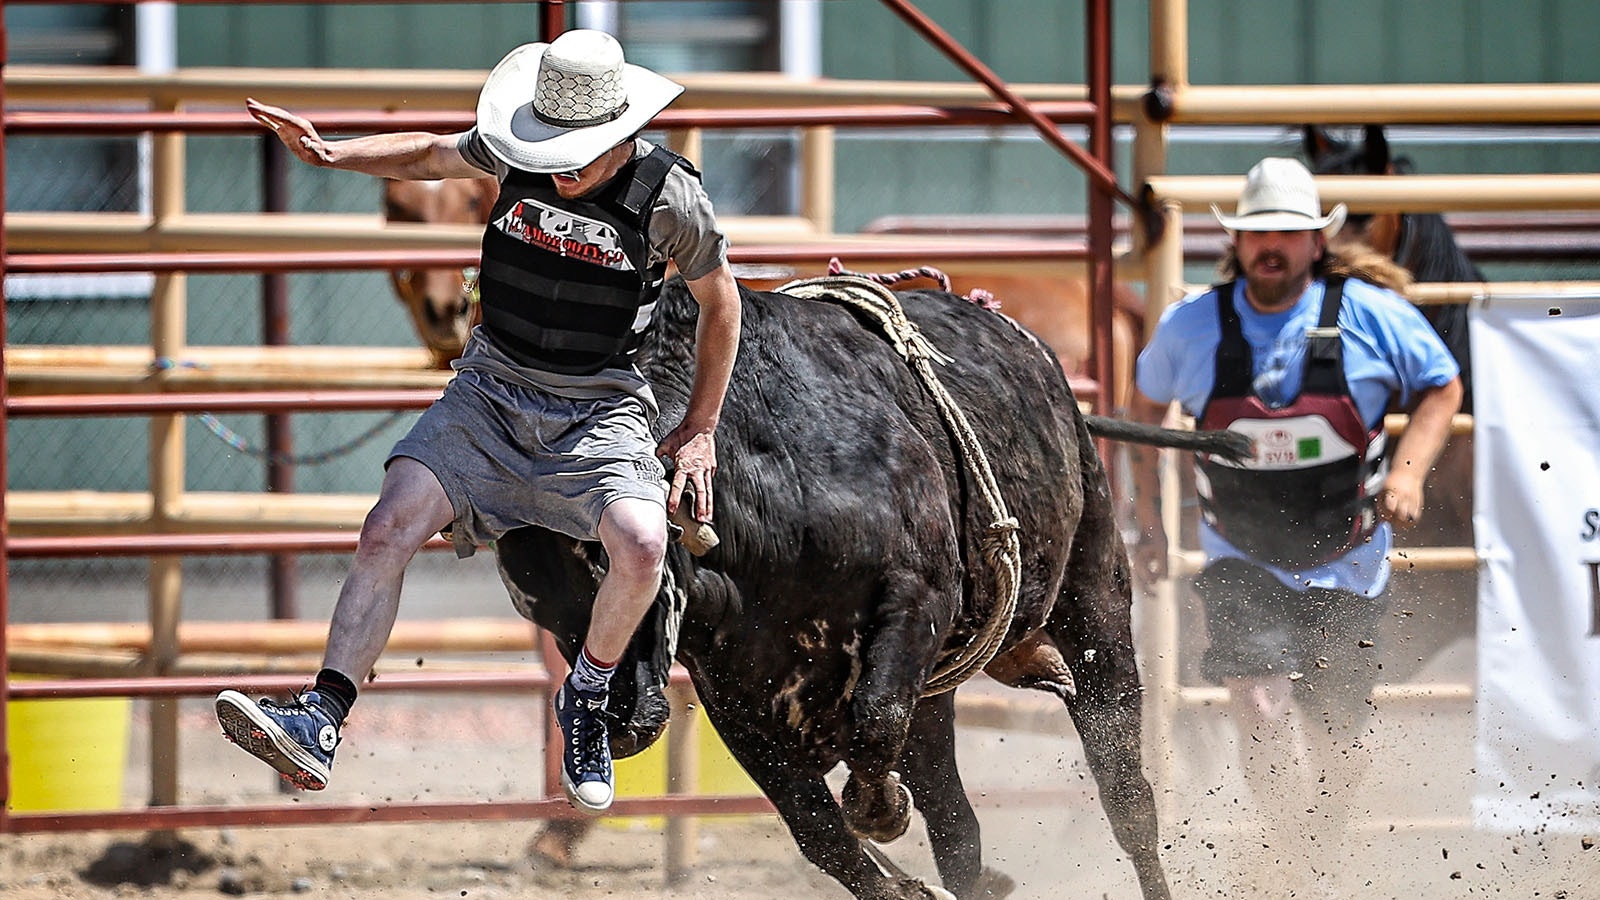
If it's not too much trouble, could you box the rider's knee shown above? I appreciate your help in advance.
[601,505,668,579]
[358,498,434,559]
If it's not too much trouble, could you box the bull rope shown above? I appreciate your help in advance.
[824,256,1001,310]
[776,273,1021,697]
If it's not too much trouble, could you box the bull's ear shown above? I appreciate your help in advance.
[1362,124,1391,174]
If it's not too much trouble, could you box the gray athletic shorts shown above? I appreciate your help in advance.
[389,368,667,556]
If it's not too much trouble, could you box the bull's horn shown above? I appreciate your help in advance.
[668,500,720,556]
[662,460,722,556]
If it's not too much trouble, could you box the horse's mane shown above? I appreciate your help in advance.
[1379,157,1483,284]
[1323,239,1415,293]
[1394,211,1484,283]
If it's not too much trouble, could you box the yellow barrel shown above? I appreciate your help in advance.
[6,683,131,812]
[610,703,757,827]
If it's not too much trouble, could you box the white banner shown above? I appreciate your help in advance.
[1472,293,1600,832]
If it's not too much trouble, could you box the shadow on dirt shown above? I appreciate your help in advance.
[81,836,216,888]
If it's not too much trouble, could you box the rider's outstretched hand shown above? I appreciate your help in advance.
[246,98,335,167]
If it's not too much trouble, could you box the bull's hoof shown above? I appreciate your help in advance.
[972,867,1016,898]
[842,771,913,843]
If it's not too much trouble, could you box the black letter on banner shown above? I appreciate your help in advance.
[1590,561,1600,638]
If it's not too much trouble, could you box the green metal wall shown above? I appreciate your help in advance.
[177,3,522,70]
[1188,0,1600,85]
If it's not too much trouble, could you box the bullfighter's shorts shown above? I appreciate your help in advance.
[1194,558,1387,714]
[389,367,666,557]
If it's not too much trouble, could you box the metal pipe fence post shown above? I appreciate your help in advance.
[539,0,567,42]
[0,2,13,833]
[1087,0,1117,433]
[260,134,298,620]
[147,92,188,819]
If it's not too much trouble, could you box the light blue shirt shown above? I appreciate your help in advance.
[1136,277,1460,596]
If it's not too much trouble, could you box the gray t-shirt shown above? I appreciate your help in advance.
[454,132,731,407]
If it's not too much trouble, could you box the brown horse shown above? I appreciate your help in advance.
[381,175,499,368]
[1305,125,1479,681]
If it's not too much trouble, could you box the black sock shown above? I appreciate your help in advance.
[312,668,358,725]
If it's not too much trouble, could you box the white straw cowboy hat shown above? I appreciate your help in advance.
[477,30,684,173]
[1211,157,1347,239]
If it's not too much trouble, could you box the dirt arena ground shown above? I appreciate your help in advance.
[5,556,1599,899]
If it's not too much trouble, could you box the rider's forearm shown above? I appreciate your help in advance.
[681,264,742,435]
[319,132,479,181]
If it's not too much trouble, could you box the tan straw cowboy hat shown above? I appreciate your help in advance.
[1212,157,1347,238]
[477,30,684,173]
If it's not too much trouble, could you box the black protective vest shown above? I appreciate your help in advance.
[477,146,695,375]
[1195,277,1389,570]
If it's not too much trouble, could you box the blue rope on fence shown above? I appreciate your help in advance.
[196,411,411,466]
[152,357,412,466]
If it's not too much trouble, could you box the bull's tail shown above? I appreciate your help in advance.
[1083,414,1251,462]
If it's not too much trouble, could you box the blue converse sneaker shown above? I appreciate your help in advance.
[553,681,614,814]
[215,689,340,790]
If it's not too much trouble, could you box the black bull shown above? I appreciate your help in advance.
[494,278,1222,900]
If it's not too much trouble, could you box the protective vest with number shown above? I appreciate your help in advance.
[1195,277,1389,570]
[477,146,697,375]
